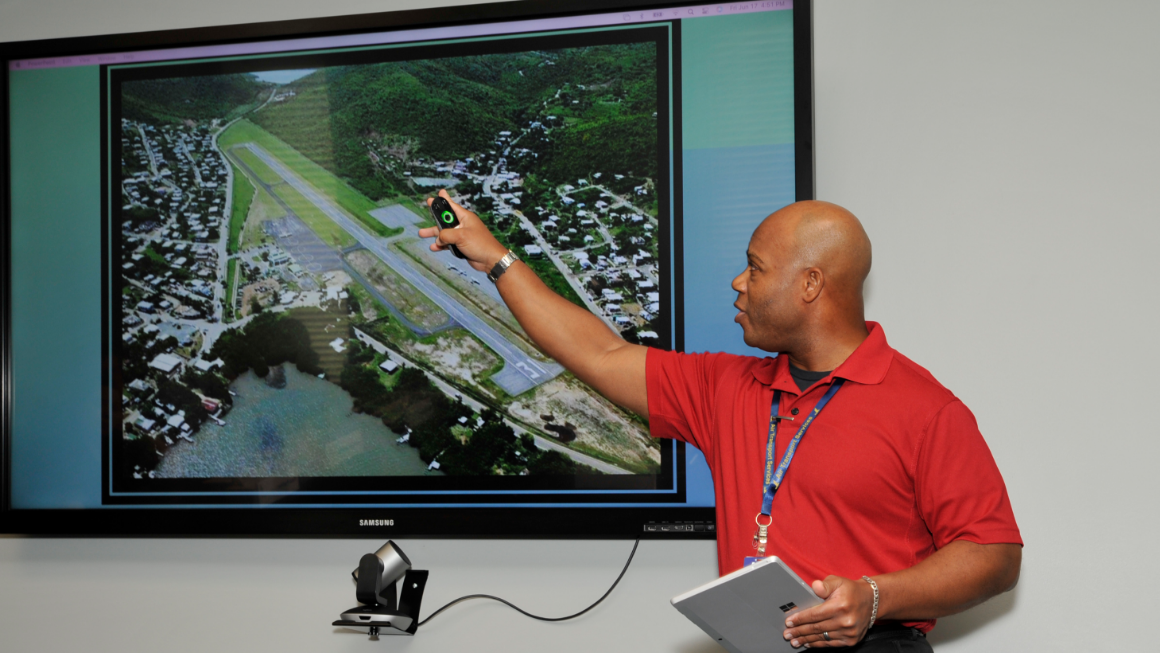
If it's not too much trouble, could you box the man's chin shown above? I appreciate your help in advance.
[740,330,779,353]
[739,329,756,348]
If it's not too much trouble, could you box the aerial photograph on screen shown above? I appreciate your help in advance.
[113,42,665,487]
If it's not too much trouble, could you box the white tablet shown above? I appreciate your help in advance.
[671,557,823,653]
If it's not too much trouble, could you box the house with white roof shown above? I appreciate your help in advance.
[149,353,184,375]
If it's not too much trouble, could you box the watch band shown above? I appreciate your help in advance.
[487,250,520,283]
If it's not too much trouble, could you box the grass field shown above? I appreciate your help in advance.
[231,146,284,186]
[373,353,402,392]
[218,119,394,238]
[288,306,349,380]
[569,441,656,475]
[346,250,448,330]
[273,184,357,249]
[227,162,254,255]
[347,283,391,324]
[240,187,282,250]
[224,258,239,322]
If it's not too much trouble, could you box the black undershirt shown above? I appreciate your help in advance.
[788,363,831,392]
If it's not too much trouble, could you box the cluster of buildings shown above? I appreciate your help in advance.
[122,351,229,476]
[436,123,663,341]
[120,119,226,222]
[119,118,236,460]
[119,119,229,320]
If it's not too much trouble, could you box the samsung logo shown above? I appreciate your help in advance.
[359,519,394,527]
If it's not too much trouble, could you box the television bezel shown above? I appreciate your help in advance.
[0,0,815,537]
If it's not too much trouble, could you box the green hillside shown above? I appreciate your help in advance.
[250,61,517,200]
[122,74,270,123]
[248,43,658,200]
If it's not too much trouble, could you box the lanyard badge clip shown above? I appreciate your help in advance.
[752,512,773,556]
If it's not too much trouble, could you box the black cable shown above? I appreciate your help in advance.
[416,537,640,627]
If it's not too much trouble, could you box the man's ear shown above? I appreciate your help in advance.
[802,268,825,303]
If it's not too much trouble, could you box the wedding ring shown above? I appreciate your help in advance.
[822,631,831,642]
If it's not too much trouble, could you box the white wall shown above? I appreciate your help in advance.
[3,0,1158,650]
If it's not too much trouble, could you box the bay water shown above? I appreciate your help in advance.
[155,367,433,478]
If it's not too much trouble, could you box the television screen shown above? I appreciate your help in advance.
[2,0,810,536]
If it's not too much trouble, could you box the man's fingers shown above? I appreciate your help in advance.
[438,188,478,225]
[816,576,845,598]
[417,225,448,252]
[784,618,859,649]
[416,222,463,253]
[434,225,466,251]
[785,600,838,628]
[788,576,847,626]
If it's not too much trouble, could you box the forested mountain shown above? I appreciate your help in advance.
[121,74,270,123]
[249,61,517,198]
[249,43,658,200]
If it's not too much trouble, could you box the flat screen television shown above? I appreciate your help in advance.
[1,0,813,536]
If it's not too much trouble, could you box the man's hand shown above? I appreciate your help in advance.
[783,576,874,648]
[781,541,1021,648]
[418,189,509,274]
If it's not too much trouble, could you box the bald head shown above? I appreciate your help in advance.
[731,200,872,365]
[759,200,872,303]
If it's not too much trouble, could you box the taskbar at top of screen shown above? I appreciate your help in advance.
[6,1,792,71]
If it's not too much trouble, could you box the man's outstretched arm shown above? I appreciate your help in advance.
[418,190,649,416]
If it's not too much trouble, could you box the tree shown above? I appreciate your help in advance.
[156,377,208,427]
[528,449,577,476]
[182,368,230,403]
[209,312,322,379]
[121,436,160,475]
[441,418,517,476]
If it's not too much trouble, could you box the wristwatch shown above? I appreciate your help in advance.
[488,250,520,283]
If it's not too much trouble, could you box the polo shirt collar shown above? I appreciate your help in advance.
[750,322,894,392]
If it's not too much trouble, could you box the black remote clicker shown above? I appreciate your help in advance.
[429,197,465,259]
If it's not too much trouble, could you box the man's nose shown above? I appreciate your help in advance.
[731,270,746,293]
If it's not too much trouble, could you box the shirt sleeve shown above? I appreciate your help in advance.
[645,349,728,461]
[914,399,1023,548]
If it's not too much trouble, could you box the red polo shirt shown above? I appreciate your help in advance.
[647,323,1021,633]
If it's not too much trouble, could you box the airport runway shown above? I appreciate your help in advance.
[242,143,562,396]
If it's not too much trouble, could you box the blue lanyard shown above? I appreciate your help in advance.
[761,379,845,516]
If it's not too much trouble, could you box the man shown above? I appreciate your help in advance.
[420,192,1022,649]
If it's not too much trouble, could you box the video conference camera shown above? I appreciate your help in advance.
[332,541,429,637]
